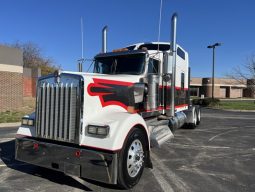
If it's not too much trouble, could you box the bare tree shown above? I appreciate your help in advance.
[228,54,255,97]
[9,42,60,76]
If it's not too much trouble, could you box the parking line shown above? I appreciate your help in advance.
[151,152,190,192]
[244,126,255,128]
[170,143,231,149]
[150,161,175,192]
[208,130,238,142]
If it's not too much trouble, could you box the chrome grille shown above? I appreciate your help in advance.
[36,82,78,143]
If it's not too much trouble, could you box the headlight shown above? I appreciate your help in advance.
[28,119,34,126]
[87,125,109,138]
[88,126,97,134]
[97,127,109,135]
[22,117,34,126]
[22,118,29,125]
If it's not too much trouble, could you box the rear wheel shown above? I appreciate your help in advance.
[187,108,197,129]
[196,108,201,125]
[117,128,146,189]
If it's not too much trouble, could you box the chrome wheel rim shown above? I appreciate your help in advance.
[127,139,144,178]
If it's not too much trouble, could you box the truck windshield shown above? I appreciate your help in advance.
[94,53,145,75]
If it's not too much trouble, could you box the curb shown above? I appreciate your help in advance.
[218,109,255,112]
[205,107,255,113]
[0,122,21,128]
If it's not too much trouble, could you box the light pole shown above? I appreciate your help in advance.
[207,43,221,99]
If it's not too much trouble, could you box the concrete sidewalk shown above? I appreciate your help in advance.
[0,122,21,128]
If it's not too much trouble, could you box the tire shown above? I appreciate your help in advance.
[117,128,146,189]
[188,109,197,129]
[196,108,201,125]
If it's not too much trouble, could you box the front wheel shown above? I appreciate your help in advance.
[117,128,146,189]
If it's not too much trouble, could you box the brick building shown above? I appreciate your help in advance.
[23,68,41,97]
[0,45,40,112]
[190,77,255,98]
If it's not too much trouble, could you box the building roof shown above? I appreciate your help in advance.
[191,77,247,88]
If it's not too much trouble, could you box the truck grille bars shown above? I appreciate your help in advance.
[36,82,78,143]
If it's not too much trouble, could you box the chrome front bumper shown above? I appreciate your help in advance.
[15,138,118,184]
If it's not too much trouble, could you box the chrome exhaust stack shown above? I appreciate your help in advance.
[170,13,178,117]
[102,26,108,53]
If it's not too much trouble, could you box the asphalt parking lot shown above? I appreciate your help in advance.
[0,108,255,192]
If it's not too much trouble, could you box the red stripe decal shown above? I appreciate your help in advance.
[87,78,134,110]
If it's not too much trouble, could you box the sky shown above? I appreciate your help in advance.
[0,0,255,77]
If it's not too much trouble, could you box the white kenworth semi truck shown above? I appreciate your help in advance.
[15,14,201,189]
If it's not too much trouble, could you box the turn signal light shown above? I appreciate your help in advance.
[33,143,39,150]
[127,106,136,114]
[75,150,81,157]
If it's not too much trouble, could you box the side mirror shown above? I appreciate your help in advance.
[163,52,173,74]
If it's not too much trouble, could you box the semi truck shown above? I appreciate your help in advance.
[15,13,201,189]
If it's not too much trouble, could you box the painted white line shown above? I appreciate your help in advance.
[0,164,7,167]
[200,145,230,149]
[171,143,231,149]
[208,130,238,142]
[199,127,239,131]
[192,130,216,133]
[244,126,255,128]
[150,161,175,192]
[151,152,190,192]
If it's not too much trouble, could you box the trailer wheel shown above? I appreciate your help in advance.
[117,128,146,189]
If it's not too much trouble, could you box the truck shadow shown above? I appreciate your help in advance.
[0,139,120,191]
